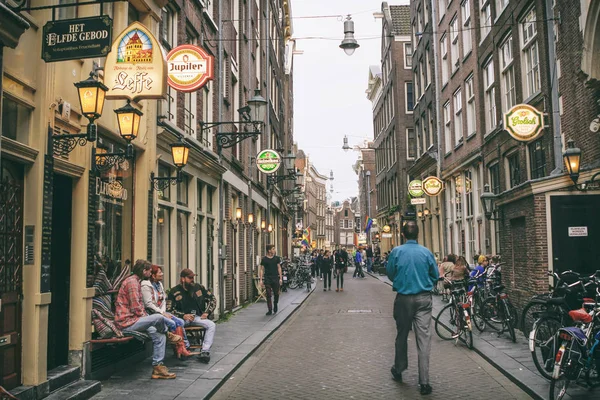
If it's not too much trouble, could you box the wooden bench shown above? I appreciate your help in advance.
[184,326,206,349]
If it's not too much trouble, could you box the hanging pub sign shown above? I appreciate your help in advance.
[256,149,282,174]
[166,44,214,92]
[42,16,113,62]
[408,180,424,197]
[104,22,167,101]
[504,104,544,142]
[422,176,443,196]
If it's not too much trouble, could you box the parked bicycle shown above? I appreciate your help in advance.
[435,279,474,349]
[480,263,518,342]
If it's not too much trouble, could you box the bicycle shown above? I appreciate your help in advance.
[481,281,518,342]
[435,279,474,349]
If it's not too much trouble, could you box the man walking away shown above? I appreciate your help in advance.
[259,244,282,315]
[386,221,439,395]
[353,247,364,278]
[366,246,374,273]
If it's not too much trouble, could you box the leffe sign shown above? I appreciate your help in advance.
[104,22,167,101]
[42,16,112,62]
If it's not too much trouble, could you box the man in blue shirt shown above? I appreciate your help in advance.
[386,221,439,395]
[353,247,364,278]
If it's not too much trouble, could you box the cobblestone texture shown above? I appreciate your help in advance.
[212,274,531,400]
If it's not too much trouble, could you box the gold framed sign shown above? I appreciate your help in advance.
[504,104,544,142]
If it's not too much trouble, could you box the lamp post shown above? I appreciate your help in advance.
[150,139,191,191]
[480,183,499,221]
[562,139,600,190]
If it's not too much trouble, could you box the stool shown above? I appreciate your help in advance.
[185,326,206,349]
[254,277,267,303]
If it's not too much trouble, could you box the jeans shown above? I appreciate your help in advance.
[184,316,216,351]
[163,315,189,348]
[123,314,167,366]
[322,270,332,289]
[367,257,373,272]
[335,268,344,289]
[353,262,364,278]
[265,279,280,312]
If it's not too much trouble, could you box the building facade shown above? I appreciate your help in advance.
[353,145,376,245]
[0,0,295,392]
[334,200,356,250]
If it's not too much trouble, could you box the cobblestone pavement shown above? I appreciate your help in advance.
[211,272,532,400]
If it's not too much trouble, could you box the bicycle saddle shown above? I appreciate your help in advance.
[568,308,593,324]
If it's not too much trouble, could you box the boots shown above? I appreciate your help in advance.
[174,327,192,359]
[166,331,182,345]
[151,364,176,379]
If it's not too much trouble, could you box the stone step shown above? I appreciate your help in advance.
[47,365,81,393]
[44,380,101,400]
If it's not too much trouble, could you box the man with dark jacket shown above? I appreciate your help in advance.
[167,269,217,363]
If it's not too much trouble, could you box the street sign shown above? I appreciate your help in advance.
[504,104,544,142]
[382,233,392,238]
[411,197,426,205]
[256,149,281,174]
[408,180,424,197]
[166,44,214,92]
[382,225,391,233]
[423,176,443,196]
[104,22,167,101]
[42,16,112,62]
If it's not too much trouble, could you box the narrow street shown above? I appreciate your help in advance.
[211,272,531,400]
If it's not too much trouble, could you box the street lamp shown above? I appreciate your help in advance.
[261,220,266,231]
[339,15,360,56]
[150,139,191,191]
[247,213,254,225]
[235,207,243,222]
[268,223,273,233]
[342,135,351,151]
[247,88,268,123]
[480,183,499,221]
[563,139,581,184]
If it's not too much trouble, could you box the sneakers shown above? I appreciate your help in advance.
[266,310,273,316]
[274,304,278,313]
[390,366,402,382]
[151,364,176,379]
[340,288,344,292]
[420,384,432,395]
[198,351,211,364]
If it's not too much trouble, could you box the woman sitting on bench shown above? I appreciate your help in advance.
[142,265,192,359]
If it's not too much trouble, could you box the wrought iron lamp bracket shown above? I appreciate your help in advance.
[150,171,183,191]
[574,172,600,191]
[267,172,297,187]
[52,132,91,157]
[92,146,134,172]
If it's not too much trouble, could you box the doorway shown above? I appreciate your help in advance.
[551,194,600,275]
[47,174,72,370]
[0,161,24,390]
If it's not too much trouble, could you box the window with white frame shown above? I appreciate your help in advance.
[480,1,491,40]
[444,101,452,154]
[406,82,414,112]
[422,114,429,151]
[404,43,413,68]
[161,6,177,50]
[425,47,431,88]
[407,128,416,159]
[465,74,475,136]
[441,34,449,84]
[439,0,446,21]
[462,0,472,55]
[421,57,428,90]
[500,35,516,113]
[416,121,422,156]
[202,81,213,148]
[495,0,509,19]
[428,106,434,146]
[483,58,496,133]
[450,16,460,71]
[521,7,541,98]
[506,150,522,188]
[454,88,463,146]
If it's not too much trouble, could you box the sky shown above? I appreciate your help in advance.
[292,0,409,204]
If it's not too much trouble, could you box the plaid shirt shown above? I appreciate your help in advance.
[114,275,147,329]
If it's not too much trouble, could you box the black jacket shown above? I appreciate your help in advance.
[167,283,216,318]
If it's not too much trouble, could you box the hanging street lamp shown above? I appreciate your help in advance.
[339,15,360,56]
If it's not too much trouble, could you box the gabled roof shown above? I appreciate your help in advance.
[389,5,411,36]
[369,65,382,78]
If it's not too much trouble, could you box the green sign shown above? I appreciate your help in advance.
[408,180,424,197]
[256,149,281,174]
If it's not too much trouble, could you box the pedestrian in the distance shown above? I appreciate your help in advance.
[321,250,334,291]
[386,221,439,395]
[353,247,364,278]
[259,244,282,316]
[317,249,324,280]
[366,246,374,273]
[334,247,348,292]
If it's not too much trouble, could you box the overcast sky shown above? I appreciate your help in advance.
[292,0,408,205]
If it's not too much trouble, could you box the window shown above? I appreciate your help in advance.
[156,206,171,269]
[500,36,516,113]
[207,185,214,213]
[176,211,189,275]
[160,6,177,50]
[450,16,460,71]
[465,170,473,217]
[344,209,348,217]
[339,220,344,228]
[158,164,171,201]
[59,0,77,20]
[438,0,446,21]
[428,106,435,146]
[197,181,204,210]
[425,47,431,88]
[201,81,213,148]
[454,89,463,146]
[416,121,422,156]
[495,0,509,19]
[529,139,546,179]
[455,175,463,221]
[507,151,522,188]
[462,0,472,55]
[465,75,475,136]
[522,8,541,98]
[480,1,491,40]
[184,92,196,137]
[344,219,349,229]
[348,220,353,229]
[2,96,31,143]
[489,163,500,194]
[422,114,429,151]
[441,34,449,84]
[444,101,452,153]
[483,58,496,133]
[407,128,416,159]
[404,43,413,68]
[406,82,414,112]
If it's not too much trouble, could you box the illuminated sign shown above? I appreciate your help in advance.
[166,44,214,92]
[423,176,443,196]
[256,150,282,174]
[408,180,424,197]
[504,104,544,142]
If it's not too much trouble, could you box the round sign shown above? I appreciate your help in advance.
[256,149,282,174]
[166,44,214,92]
[408,180,424,197]
[382,225,391,233]
[422,176,443,196]
[504,104,544,142]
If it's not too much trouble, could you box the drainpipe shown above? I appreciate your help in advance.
[430,2,446,256]
[545,0,563,174]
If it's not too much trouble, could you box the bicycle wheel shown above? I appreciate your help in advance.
[549,373,570,400]
[520,297,550,337]
[288,276,300,289]
[472,296,487,332]
[481,297,502,331]
[531,317,562,380]
[435,303,457,341]
[458,307,474,349]
[502,299,516,342]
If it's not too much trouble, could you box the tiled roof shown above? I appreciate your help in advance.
[389,5,411,36]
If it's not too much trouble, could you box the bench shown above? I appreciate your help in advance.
[184,326,206,349]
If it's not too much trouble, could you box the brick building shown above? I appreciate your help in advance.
[353,145,376,244]
[296,151,327,249]
[334,200,357,250]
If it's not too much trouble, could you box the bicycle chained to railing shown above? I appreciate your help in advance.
[435,277,474,350]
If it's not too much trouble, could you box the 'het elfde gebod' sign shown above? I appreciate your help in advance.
[104,22,166,101]
[42,16,112,63]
